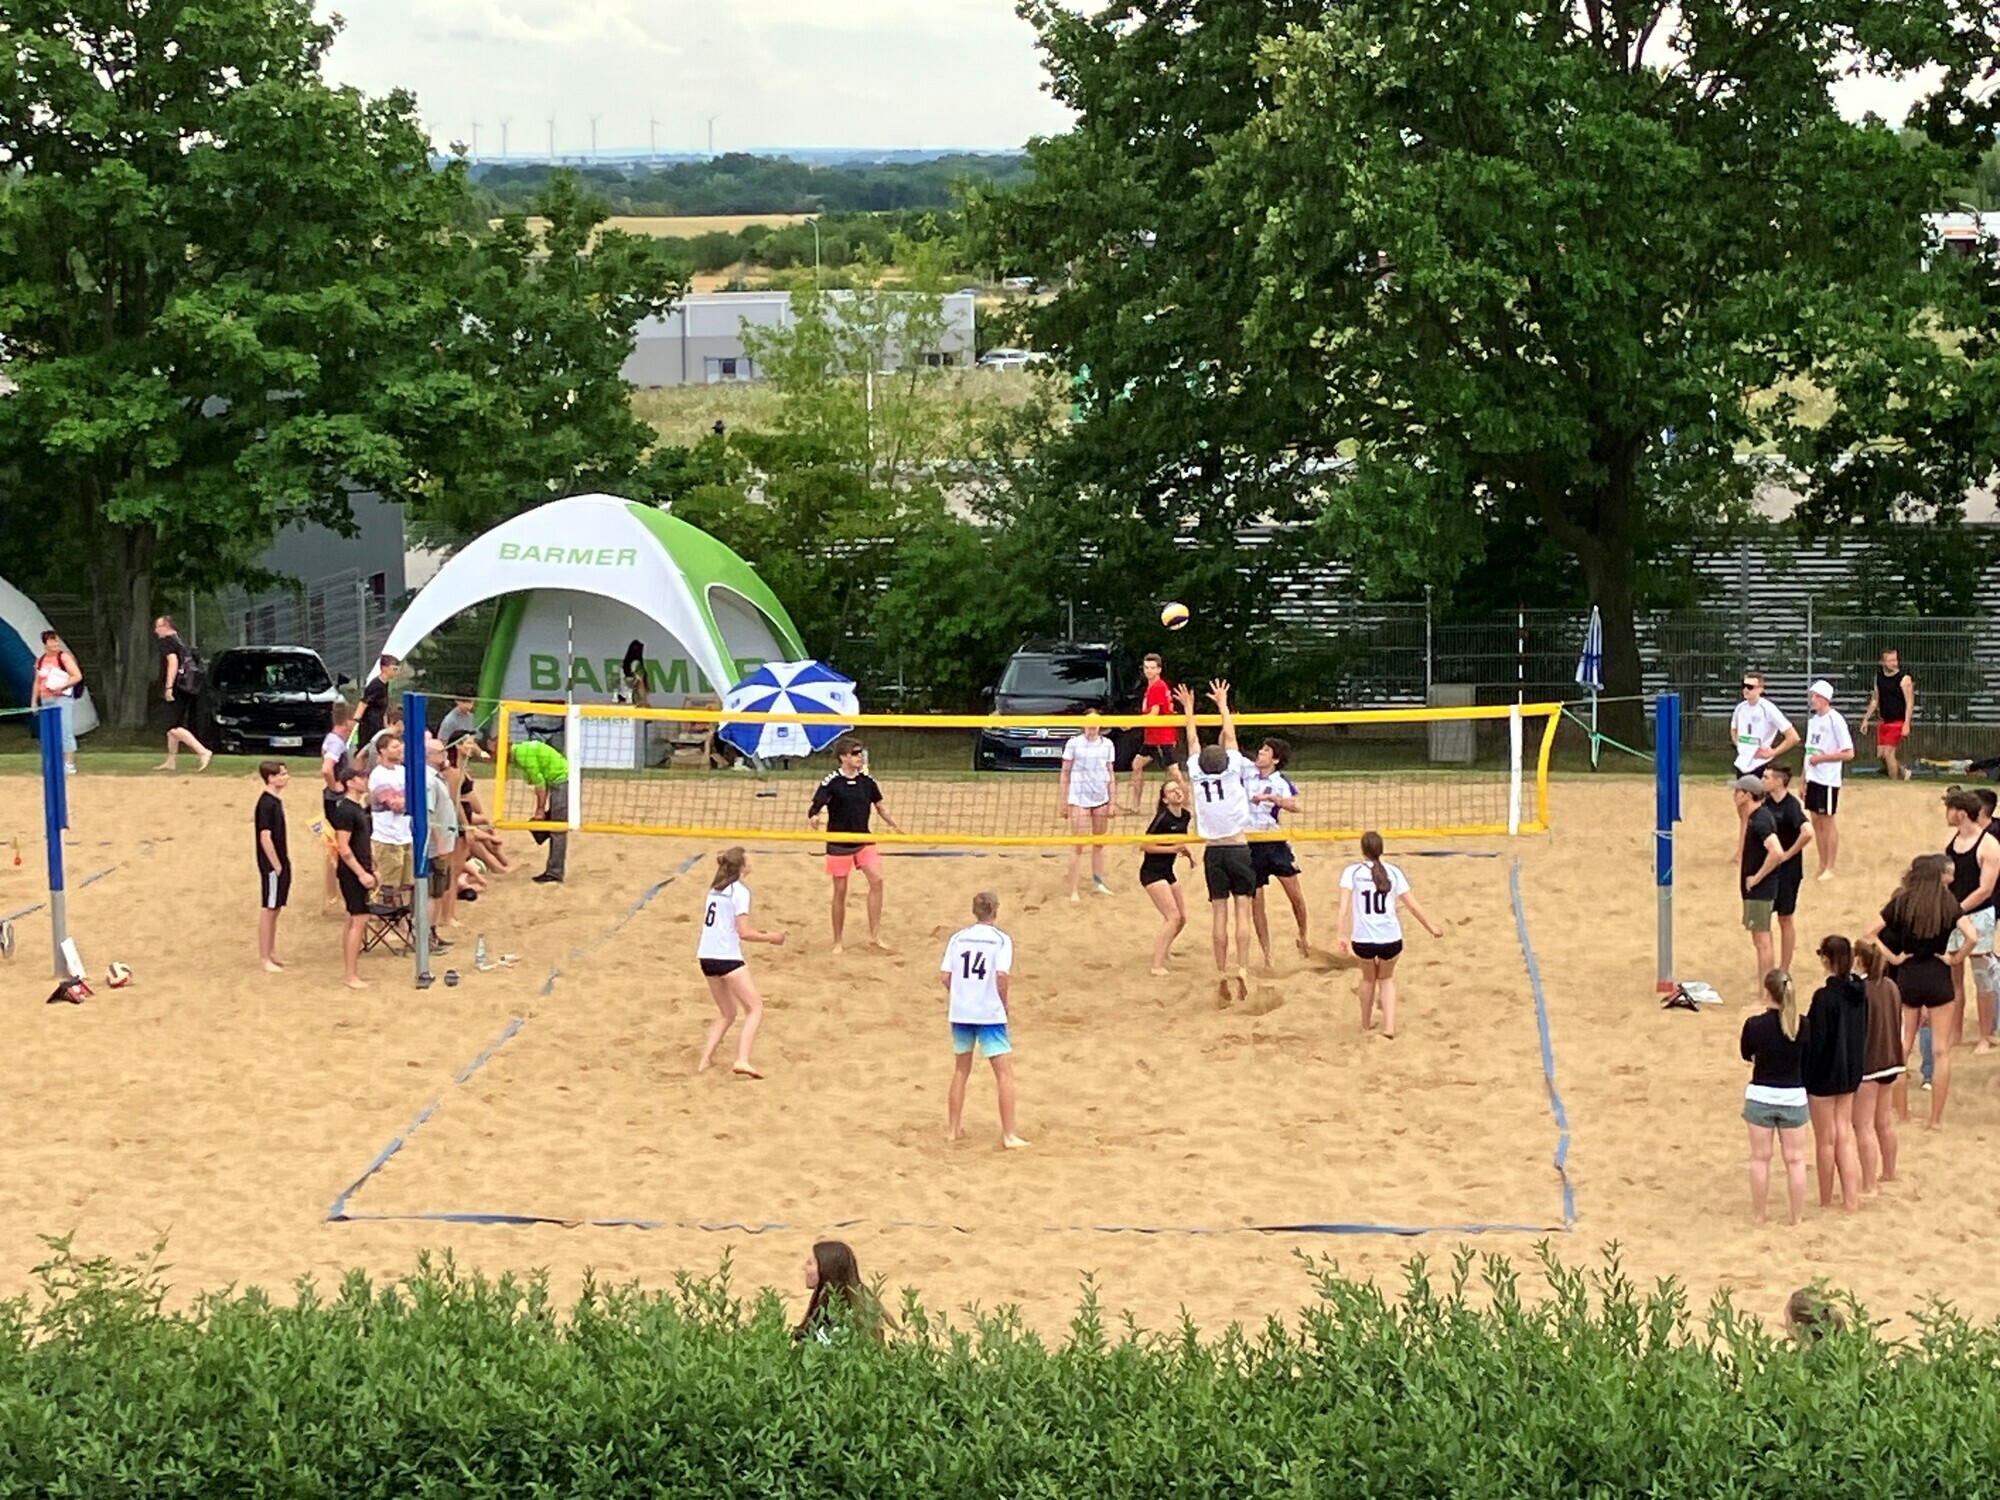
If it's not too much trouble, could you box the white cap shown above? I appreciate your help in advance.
[1809,679,1835,702]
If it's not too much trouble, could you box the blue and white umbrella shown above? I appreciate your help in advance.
[719,660,860,760]
[1574,605,1604,693]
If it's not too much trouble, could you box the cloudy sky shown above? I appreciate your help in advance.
[320,0,1932,158]
[320,0,1072,154]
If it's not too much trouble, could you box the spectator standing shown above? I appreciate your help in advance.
[152,616,212,771]
[1734,775,1786,1001]
[425,738,463,932]
[356,655,399,751]
[1859,648,1916,782]
[319,702,355,908]
[328,764,377,990]
[436,695,488,758]
[1800,681,1853,879]
[1942,789,1999,1054]
[510,738,568,883]
[1730,672,1799,775]
[254,761,291,973]
[29,629,82,775]
[367,733,414,905]
[1758,762,1813,977]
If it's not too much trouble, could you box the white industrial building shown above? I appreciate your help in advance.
[622,290,978,388]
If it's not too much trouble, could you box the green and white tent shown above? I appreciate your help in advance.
[376,494,805,705]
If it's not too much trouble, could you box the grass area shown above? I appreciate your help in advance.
[497,213,815,239]
[631,368,1049,448]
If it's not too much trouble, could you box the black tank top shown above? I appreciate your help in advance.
[1877,669,1908,722]
[1947,830,1991,913]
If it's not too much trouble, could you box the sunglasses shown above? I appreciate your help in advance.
[1741,682,1760,690]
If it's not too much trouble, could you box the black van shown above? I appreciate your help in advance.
[204,646,342,754]
[973,643,1135,770]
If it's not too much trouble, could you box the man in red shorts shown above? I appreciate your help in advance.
[1123,652,1183,811]
[1859,647,1916,782]
[808,738,906,953]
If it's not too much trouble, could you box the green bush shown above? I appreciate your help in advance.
[4,1237,1998,1497]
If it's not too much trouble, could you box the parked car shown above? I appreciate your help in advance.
[977,347,1053,372]
[204,646,342,754]
[974,643,1136,771]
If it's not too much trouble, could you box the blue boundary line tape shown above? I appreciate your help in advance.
[330,853,1576,1241]
[1510,855,1577,1228]
[5,863,120,924]
[326,854,704,1224]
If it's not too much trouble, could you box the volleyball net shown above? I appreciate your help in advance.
[486,701,1561,847]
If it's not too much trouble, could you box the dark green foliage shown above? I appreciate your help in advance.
[5,1238,2000,1496]
[473,153,1032,218]
[984,0,2000,749]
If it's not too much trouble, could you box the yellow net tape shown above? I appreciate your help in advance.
[488,701,1561,847]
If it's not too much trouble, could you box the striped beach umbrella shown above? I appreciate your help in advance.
[719,660,859,761]
[1574,605,1604,693]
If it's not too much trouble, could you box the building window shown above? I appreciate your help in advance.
[924,351,956,368]
[704,356,755,384]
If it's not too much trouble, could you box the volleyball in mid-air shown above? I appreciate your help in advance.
[1160,601,1190,631]
[105,961,132,989]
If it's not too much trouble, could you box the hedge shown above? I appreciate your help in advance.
[2,1235,1996,1497]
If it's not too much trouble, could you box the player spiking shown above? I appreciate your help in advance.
[1245,736,1310,965]
[1177,679,1257,1005]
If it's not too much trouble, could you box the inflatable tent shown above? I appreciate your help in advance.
[375,494,806,712]
[0,577,99,737]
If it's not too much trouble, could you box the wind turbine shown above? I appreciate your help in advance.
[470,119,480,159]
[589,113,600,161]
[499,117,511,159]
[704,113,722,156]
[547,117,556,162]
[650,116,661,161]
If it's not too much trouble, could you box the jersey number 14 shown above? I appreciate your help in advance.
[959,950,988,980]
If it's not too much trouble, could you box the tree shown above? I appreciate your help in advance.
[988,0,2000,741]
[0,5,686,725]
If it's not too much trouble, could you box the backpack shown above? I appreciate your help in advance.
[175,641,206,694]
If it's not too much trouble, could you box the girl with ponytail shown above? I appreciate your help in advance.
[1740,968,1809,1223]
[1336,831,1443,1040]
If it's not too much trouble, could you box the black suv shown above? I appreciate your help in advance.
[974,644,1135,771]
[205,646,342,754]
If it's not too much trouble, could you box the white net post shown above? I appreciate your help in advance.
[565,703,583,832]
[1507,704,1523,836]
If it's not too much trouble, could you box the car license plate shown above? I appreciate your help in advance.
[272,736,303,749]
[1021,745,1064,759]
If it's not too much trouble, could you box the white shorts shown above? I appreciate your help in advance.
[1948,906,1997,958]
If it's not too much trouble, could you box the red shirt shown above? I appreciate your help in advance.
[1142,679,1175,744]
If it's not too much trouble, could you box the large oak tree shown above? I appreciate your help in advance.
[0,1,684,723]
[990,0,1999,740]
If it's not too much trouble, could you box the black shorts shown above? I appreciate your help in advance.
[1771,867,1802,917]
[699,957,745,978]
[1251,841,1299,887]
[1203,844,1256,902]
[1805,782,1839,816]
[1132,742,1175,770]
[1352,939,1404,962]
[1138,854,1177,887]
[155,694,196,731]
[1894,957,1953,1007]
[336,866,372,917]
[428,864,451,900]
[259,867,291,911]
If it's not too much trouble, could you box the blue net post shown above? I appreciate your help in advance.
[405,690,431,986]
[1654,693,1680,993]
[39,703,69,975]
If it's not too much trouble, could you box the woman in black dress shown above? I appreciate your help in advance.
[1800,935,1865,1211]
[1865,854,1977,1130]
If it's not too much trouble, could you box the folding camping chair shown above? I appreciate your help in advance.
[667,696,724,768]
[362,899,415,957]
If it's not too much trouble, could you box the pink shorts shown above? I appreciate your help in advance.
[825,846,883,878]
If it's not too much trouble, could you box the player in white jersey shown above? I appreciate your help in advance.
[1800,679,1853,880]
[940,891,1027,1148]
[1245,736,1309,965]
[1177,679,1257,1003]
[1058,711,1120,901]
[695,847,787,1079]
[1337,830,1442,1039]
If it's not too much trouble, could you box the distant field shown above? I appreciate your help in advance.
[501,213,815,239]
[632,368,1053,448]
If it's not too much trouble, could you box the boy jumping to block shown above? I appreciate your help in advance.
[941,891,1027,1149]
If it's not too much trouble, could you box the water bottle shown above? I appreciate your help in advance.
[474,934,489,970]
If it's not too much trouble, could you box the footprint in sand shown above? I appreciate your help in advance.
[1240,985,1285,1016]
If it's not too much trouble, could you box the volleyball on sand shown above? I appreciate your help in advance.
[1160,601,1190,631]
[106,962,133,989]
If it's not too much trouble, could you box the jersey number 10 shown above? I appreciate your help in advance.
[1360,890,1390,916]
